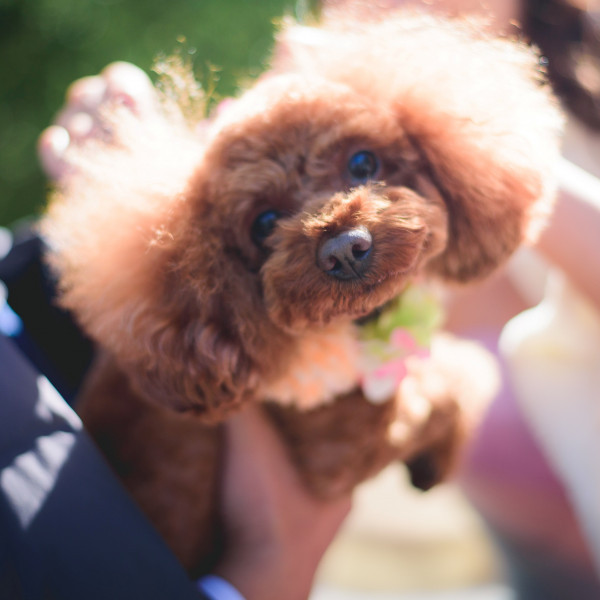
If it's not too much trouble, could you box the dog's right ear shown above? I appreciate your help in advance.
[45,193,257,418]
[112,267,260,418]
[41,107,257,418]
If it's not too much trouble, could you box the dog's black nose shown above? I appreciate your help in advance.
[317,226,373,280]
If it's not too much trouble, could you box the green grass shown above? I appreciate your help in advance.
[0,0,318,227]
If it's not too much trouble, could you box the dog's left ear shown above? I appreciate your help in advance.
[398,84,561,282]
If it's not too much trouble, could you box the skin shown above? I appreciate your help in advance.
[323,0,522,33]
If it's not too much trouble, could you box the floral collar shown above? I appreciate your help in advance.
[359,285,444,404]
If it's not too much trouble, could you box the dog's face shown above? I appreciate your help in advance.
[185,79,448,334]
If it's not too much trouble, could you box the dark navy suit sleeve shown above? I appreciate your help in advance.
[0,332,203,600]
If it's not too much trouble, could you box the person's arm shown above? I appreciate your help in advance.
[0,331,202,600]
[536,158,600,310]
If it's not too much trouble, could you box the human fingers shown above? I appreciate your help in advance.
[38,63,157,182]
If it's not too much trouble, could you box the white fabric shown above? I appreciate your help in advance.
[500,272,600,576]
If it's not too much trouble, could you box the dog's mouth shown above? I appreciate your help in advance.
[351,266,415,325]
[262,225,429,331]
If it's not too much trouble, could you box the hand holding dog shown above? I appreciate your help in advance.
[216,405,351,600]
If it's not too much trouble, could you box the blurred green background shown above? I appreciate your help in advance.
[0,0,317,228]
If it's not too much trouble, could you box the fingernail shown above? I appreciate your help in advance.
[48,126,70,157]
[67,112,94,139]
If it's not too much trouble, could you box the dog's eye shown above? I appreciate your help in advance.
[251,209,282,246]
[347,151,380,183]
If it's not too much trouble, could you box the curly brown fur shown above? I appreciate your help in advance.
[41,8,562,574]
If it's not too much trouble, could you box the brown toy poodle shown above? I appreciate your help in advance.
[41,7,563,575]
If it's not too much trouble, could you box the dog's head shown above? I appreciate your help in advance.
[43,11,562,417]
[199,76,449,332]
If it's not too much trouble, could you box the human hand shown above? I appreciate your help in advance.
[37,62,157,181]
[215,405,351,600]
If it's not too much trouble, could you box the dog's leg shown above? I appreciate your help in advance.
[265,334,496,497]
[395,391,464,492]
[394,333,499,490]
[77,353,223,576]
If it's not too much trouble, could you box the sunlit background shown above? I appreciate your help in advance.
[0,0,319,227]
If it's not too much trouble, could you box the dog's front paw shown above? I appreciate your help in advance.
[389,333,499,489]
